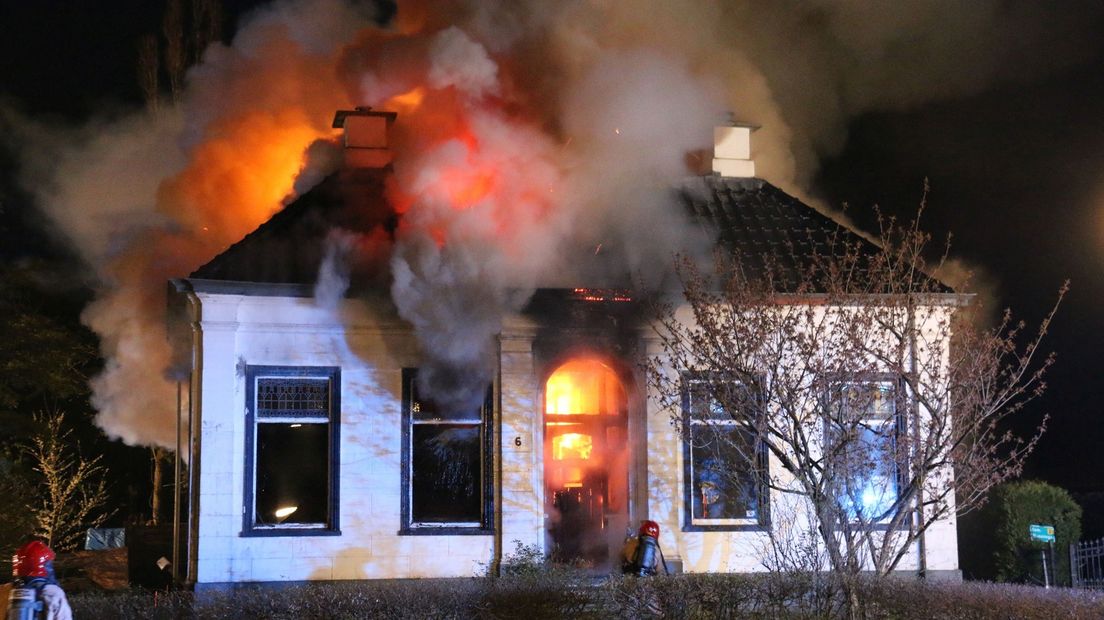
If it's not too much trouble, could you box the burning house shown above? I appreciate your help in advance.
[167,110,962,587]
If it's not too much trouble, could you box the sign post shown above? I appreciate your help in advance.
[1029,524,1056,588]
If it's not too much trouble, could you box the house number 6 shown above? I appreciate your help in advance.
[514,436,522,447]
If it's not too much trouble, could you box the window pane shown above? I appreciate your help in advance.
[857,422,894,462]
[690,425,758,520]
[844,421,897,519]
[688,380,754,422]
[255,423,329,525]
[835,379,900,521]
[257,378,330,417]
[844,473,897,520]
[687,382,720,420]
[412,424,481,523]
[842,381,895,419]
[410,397,482,422]
[408,376,482,422]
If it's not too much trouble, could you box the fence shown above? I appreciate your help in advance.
[1070,538,1104,589]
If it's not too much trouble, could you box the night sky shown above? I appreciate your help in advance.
[818,57,1104,492]
[1,2,1101,494]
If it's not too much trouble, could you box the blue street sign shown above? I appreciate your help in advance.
[1029,523,1056,543]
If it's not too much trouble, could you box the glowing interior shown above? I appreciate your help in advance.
[545,358,624,415]
[553,433,593,460]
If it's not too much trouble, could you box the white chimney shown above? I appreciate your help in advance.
[332,108,397,169]
[712,123,756,178]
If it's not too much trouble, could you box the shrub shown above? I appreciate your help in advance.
[606,573,757,618]
[67,571,1104,619]
[196,580,485,620]
[962,480,1082,585]
[67,589,194,620]
[862,578,1104,620]
[477,541,603,619]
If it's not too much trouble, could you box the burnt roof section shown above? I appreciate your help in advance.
[189,172,949,294]
[189,169,394,284]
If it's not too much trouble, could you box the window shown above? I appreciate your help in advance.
[826,377,903,523]
[243,366,340,536]
[400,368,493,534]
[682,375,767,531]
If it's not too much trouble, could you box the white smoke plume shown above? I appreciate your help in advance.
[8,0,377,447]
[314,230,358,311]
[353,0,1100,405]
[6,0,1100,443]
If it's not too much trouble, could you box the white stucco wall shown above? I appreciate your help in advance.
[498,324,545,556]
[189,291,958,584]
[644,303,960,576]
[193,293,493,584]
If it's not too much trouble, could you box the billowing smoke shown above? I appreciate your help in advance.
[342,10,728,407]
[314,230,358,311]
[6,0,1100,443]
[6,0,377,447]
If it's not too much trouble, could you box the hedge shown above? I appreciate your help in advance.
[68,572,1104,619]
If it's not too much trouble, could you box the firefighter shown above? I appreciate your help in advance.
[621,520,668,577]
[7,539,72,620]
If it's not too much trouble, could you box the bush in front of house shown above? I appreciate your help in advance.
[605,571,847,618]
[71,580,490,620]
[476,541,603,619]
[68,572,1104,619]
[607,574,1104,620]
[860,578,1104,620]
[197,579,487,620]
[65,588,194,620]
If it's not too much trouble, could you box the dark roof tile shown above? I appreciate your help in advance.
[190,169,394,283]
[189,171,947,294]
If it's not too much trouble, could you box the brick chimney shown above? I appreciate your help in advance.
[332,107,397,169]
[712,122,756,178]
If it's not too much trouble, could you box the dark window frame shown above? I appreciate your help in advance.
[242,365,341,537]
[822,373,908,528]
[681,372,770,532]
[399,368,494,536]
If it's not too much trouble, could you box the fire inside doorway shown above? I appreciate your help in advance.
[544,357,629,567]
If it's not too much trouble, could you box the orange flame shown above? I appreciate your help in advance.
[545,357,625,415]
[386,87,426,114]
[544,358,630,494]
[442,168,495,208]
[553,433,593,460]
[158,107,331,244]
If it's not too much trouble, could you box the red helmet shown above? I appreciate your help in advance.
[639,520,660,538]
[13,540,55,578]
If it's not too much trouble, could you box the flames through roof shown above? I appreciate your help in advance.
[190,171,945,294]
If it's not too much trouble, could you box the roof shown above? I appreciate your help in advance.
[188,171,949,295]
[686,176,849,257]
[678,176,878,290]
[189,169,394,285]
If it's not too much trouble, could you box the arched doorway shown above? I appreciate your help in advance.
[544,357,629,566]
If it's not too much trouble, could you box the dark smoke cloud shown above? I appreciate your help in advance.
[4,0,1099,444]
[5,0,375,447]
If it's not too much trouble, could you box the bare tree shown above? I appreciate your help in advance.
[191,0,223,66]
[137,0,223,524]
[647,205,1063,611]
[24,410,111,551]
[137,34,160,111]
[162,0,186,101]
